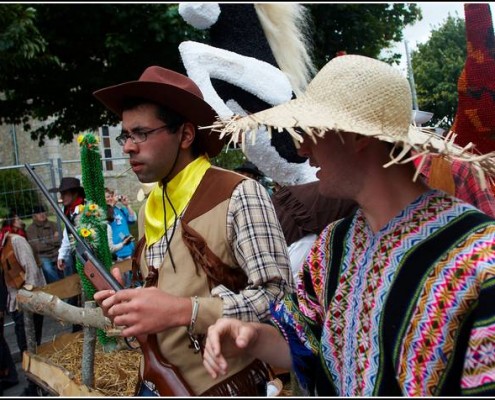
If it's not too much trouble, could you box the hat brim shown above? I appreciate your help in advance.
[211,99,495,179]
[93,81,224,157]
[216,93,413,146]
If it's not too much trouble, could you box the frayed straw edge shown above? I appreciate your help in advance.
[203,117,495,187]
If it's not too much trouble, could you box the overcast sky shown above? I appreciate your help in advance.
[388,2,495,74]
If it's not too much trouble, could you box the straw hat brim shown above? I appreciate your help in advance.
[206,104,495,181]
[203,54,495,183]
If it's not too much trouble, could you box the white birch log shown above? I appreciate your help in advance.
[16,289,111,330]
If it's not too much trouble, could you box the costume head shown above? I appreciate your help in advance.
[93,65,224,158]
[213,54,495,179]
[178,3,318,185]
[451,3,495,154]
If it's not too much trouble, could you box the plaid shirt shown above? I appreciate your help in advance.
[146,178,294,322]
[419,156,495,218]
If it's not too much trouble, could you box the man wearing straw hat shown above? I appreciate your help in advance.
[202,54,495,396]
[92,66,293,396]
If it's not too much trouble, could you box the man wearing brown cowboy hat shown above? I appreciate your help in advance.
[49,177,85,277]
[203,54,495,396]
[92,66,293,396]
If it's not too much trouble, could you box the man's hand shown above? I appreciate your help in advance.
[93,274,190,338]
[202,318,258,379]
[57,258,65,271]
[122,235,134,245]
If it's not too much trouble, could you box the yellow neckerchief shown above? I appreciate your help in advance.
[144,155,211,246]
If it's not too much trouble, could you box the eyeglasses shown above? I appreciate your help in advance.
[116,125,169,146]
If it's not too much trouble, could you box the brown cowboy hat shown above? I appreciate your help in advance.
[49,177,85,197]
[93,66,224,157]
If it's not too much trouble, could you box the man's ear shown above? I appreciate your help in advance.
[180,122,196,149]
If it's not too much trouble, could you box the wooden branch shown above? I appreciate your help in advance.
[82,301,97,388]
[17,289,111,330]
[24,310,37,354]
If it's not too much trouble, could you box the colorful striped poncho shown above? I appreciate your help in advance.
[271,189,495,396]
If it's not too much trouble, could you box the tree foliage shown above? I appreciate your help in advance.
[0,5,57,69]
[412,15,466,128]
[0,169,41,218]
[0,4,204,145]
[309,3,422,69]
[0,3,421,146]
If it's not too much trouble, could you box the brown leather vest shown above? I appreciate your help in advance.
[0,235,25,289]
[133,166,248,292]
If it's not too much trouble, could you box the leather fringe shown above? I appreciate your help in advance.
[200,359,272,396]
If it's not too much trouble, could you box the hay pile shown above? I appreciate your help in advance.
[45,335,294,396]
[44,335,141,396]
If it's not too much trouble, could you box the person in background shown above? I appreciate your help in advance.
[0,210,45,357]
[49,177,85,278]
[234,160,274,196]
[49,177,85,332]
[26,205,62,284]
[0,260,19,394]
[105,205,135,257]
[414,153,495,218]
[104,187,137,262]
[234,160,265,181]
[93,65,293,396]
[203,54,495,396]
[105,188,137,288]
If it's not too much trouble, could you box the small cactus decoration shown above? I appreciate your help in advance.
[76,132,116,347]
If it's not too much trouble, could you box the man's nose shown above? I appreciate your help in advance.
[122,139,138,154]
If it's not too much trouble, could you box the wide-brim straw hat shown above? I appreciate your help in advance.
[93,66,225,157]
[206,54,495,182]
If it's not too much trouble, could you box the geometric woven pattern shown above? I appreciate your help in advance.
[271,190,495,395]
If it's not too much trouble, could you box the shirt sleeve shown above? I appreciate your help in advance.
[121,206,137,224]
[12,235,46,288]
[107,223,124,253]
[213,179,294,322]
[57,228,71,260]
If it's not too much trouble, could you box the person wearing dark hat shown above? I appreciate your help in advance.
[26,205,62,284]
[234,160,276,196]
[203,55,495,396]
[49,177,85,277]
[234,161,265,181]
[92,65,293,396]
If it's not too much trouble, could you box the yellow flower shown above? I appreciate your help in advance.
[80,228,91,238]
[77,134,84,144]
[89,204,98,211]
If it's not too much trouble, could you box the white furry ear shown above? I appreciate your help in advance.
[179,3,221,30]
[179,41,293,118]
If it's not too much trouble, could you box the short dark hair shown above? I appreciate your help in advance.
[121,97,201,157]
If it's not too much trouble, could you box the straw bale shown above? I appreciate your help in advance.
[43,335,140,397]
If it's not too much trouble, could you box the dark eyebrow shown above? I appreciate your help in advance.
[120,127,148,134]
